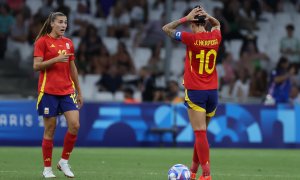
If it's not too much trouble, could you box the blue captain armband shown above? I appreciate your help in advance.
[174,31,182,41]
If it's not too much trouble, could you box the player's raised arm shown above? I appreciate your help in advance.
[200,9,221,31]
[162,7,202,40]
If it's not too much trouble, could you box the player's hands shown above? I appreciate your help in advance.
[289,66,296,76]
[76,93,83,109]
[55,53,73,63]
[186,6,202,21]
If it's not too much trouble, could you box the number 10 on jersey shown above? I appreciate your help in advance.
[193,49,217,74]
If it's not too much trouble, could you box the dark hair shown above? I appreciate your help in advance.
[276,57,289,71]
[192,5,206,26]
[124,87,134,96]
[286,24,294,31]
[35,12,66,42]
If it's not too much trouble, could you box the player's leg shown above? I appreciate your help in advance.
[38,93,59,178]
[198,90,218,180]
[42,117,57,178]
[188,108,211,177]
[57,94,80,178]
[61,110,80,160]
[191,115,212,180]
[185,89,210,179]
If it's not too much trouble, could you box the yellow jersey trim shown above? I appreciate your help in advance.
[189,51,193,72]
[36,92,44,109]
[36,70,47,109]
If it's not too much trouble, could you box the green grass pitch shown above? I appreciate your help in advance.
[0,147,299,180]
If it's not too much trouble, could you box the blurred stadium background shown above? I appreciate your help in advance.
[1,0,300,179]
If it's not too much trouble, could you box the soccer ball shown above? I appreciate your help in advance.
[168,164,191,180]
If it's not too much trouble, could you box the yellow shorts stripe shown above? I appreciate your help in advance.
[185,89,206,112]
[207,108,217,117]
[36,92,44,109]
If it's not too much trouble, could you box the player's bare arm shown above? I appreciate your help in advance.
[33,54,73,71]
[70,61,83,108]
[200,10,221,31]
[162,7,202,39]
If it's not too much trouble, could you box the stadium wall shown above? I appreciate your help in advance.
[0,100,300,148]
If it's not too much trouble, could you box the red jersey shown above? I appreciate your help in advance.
[180,29,221,90]
[34,35,75,95]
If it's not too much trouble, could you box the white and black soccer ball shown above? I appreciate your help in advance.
[168,164,191,180]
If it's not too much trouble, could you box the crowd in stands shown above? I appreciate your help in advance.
[1,0,300,104]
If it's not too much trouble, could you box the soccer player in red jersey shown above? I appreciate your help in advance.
[162,6,221,180]
[33,12,83,178]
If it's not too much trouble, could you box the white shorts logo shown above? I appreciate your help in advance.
[66,43,70,49]
[44,107,49,115]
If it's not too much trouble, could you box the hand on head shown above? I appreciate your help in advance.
[186,6,208,21]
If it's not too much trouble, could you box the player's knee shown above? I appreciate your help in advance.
[69,121,80,133]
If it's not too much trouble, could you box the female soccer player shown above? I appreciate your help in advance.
[162,6,221,180]
[33,12,83,178]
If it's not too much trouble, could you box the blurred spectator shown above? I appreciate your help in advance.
[91,45,110,74]
[152,0,165,10]
[240,37,269,75]
[267,57,296,104]
[7,0,31,18]
[0,3,14,59]
[80,24,104,56]
[128,0,148,27]
[165,80,183,103]
[153,87,165,102]
[106,1,130,39]
[55,0,70,20]
[7,0,23,13]
[70,1,92,36]
[239,1,258,31]
[249,68,268,97]
[76,42,89,75]
[123,87,139,103]
[147,42,164,75]
[261,0,280,13]
[37,0,54,20]
[222,0,244,40]
[96,65,123,94]
[94,0,105,18]
[111,41,135,75]
[280,24,300,65]
[231,67,250,103]
[78,24,107,74]
[6,12,32,66]
[136,12,166,49]
[289,85,300,105]
[217,52,236,92]
[27,14,43,45]
[138,66,155,102]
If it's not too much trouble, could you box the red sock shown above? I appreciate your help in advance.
[42,138,53,167]
[190,143,200,173]
[194,130,210,176]
[61,131,77,160]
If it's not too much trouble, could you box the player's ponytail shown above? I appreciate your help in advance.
[35,12,65,42]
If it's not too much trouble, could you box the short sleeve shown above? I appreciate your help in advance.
[181,31,194,45]
[69,41,75,61]
[34,38,45,58]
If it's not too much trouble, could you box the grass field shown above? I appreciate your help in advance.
[0,147,299,180]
